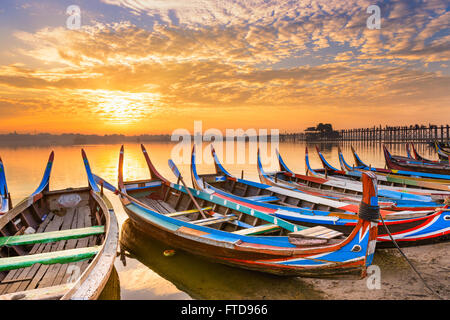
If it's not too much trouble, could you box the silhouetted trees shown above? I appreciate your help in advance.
[305,123,340,141]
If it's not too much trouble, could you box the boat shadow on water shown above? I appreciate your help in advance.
[97,266,121,300]
[119,219,325,300]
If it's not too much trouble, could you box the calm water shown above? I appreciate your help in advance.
[0,141,439,299]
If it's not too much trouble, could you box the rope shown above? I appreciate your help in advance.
[379,214,444,300]
[358,201,380,222]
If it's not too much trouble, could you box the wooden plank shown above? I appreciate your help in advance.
[1,214,63,294]
[233,224,280,236]
[0,246,100,272]
[153,200,171,214]
[77,217,99,285]
[0,226,104,247]
[158,200,176,213]
[24,208,77,291]
[0,283,74,300]
[308,228,335,237]
[0,277,32,284]
[34,206,92,288]
[60,206,93,286]
[288,226,329,237]
[5,209,75,293]
[0,214,55,293]
[50,208,80,287]
[166,207,213,218]
[194,216,237,226]
[317,230,343,239]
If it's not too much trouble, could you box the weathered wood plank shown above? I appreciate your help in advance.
[194,216,237,226]
[166,207,213,218]
[50,208,80,287]
[34,208,77,289]
[9,214,66,292]
[0,213,54,293]
[0,246,101,272]
[0,213,62,294]
[233,224,280,236]
[0,283,74,300]
[61,206,93,285]
[0,226,104,247]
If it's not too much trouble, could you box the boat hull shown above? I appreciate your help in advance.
[276,213,450,248]
[123,204,368,278]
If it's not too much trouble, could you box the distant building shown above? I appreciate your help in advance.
[305,123,340,141]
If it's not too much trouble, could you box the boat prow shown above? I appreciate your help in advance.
[315,146,340,173]
[276,149,294,174]
[0,157,11,215]
[305,147,320,177]
[338,147,356,172]
[190,144,231,191]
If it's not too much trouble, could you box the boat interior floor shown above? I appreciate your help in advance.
[133,192,351,246]
[135,194,287,236]
[0,205,99,295]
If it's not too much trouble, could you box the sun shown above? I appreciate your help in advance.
[79,89,161,125]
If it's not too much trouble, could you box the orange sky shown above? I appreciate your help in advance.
[1,0,449,135]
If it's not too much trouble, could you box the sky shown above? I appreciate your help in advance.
[0,0,449,135]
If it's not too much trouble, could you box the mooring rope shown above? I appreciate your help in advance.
[358,201,380,222]
[379,214,444,300]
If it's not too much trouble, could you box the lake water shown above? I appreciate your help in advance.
[0,141,439,299]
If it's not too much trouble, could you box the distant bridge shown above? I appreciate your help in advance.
[279,124,450,143]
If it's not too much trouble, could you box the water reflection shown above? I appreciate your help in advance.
[98,267,121,300]
[120,219,324,300]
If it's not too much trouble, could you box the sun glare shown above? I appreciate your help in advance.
[79,89,161,125]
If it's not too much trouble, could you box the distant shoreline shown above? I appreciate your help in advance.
[0,133,174,147]
[0,132,444,147]
[0,132,281,147]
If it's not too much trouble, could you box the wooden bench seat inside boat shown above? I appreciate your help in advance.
[0,226,104,247]
[0,246,101,272]
[288,226,343,240]
[0,282,74,300]
[0,202,100,295]
[233,224,281,236]
[193,215,237,226]
[137,197,176,214]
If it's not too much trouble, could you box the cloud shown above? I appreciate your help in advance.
[0,0,448,133]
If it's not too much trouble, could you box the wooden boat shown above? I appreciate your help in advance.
[264,148,447,211]
[0,157,12,215]
[389,143,445,166]
[383,145,450,175]
[434,141,450,161]
[191,145,450,247]
[107,145,379,278]
[0,150,119,300]
[316,147,450,194]
[349,145,450,182]
[409,143,446,164]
